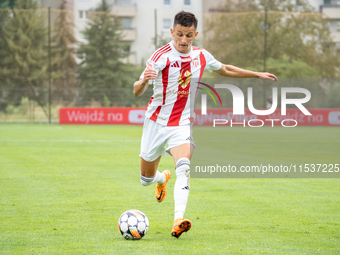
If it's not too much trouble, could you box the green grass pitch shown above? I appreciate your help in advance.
[0,123,339,254]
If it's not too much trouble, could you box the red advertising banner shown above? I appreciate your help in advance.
[59,108,146,125]
[59,108,340,126]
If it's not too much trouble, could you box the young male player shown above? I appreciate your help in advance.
[133,11,277,238]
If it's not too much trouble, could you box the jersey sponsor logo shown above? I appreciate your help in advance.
[328,111,340,125]
[192,58,199,67]
[128,110,146,123]
[177,90,190,98]
[181,56,192,63]
[178,70,192,89]
[171,62,180,68]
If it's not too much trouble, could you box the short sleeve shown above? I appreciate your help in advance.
[203,50,223,72]
[139,56,166,84]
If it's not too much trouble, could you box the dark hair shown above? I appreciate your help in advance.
[174,11,198,29]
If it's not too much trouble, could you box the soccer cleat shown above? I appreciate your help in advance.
[171,218,191,238]
[155,170,171,203]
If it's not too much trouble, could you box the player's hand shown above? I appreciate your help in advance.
[257,72,278,82]
[143,67,157,83]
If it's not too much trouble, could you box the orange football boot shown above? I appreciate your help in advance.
[171,218,192,238]
[155,170,171,203]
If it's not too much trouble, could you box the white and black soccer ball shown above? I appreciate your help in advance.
[118,209,149,240]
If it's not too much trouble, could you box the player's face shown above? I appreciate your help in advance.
[171,24,198,54]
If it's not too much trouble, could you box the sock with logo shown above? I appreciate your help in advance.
[140,170,165,186]
[174,157,190,219]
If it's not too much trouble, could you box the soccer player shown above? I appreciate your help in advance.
[133,11,277,238]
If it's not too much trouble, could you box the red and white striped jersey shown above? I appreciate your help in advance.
[140,41,222,126]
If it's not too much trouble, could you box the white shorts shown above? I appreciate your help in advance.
[139,117,195,162]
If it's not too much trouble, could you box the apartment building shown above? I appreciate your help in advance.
[122,0,203,65]
[40,0,339,66]
[320,0,340,48]
[41,0,202,65]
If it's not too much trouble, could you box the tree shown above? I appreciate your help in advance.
[0,0,18,88]
[4,0,47,89]
[2,0,48,117]
[246,55,319,78]
[78,0,133,105]
[0,7,11,111]
[51,0,78,101]
[204,0,340,78]
[0,8,11,88]
[0,0,17,9]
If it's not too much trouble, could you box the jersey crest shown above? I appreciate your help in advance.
[178,70,192,89]
[193,58,199,67]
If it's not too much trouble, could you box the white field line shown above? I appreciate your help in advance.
[0,139,338,143]
[203,139,340,142]
[0,119,59,123]
[0,139,140,143]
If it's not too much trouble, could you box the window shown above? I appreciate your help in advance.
[79,10,89,19]
[184,0,191,5]
[163,19,171,30]
[326,21,332,30]
[164,0,171,5]
[336,42,340,51]
[337,21,340,32]
[121,18,132,29]
[124,45,131,53]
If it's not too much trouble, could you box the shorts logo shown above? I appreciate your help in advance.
[171,62,180,68]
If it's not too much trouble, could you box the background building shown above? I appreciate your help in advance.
[42,0,203,65]
[40,0,339,65]
[320,0,340,49]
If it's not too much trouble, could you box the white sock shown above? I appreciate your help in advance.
[140,170,165,186]
[174,157,190,220]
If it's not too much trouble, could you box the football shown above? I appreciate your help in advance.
[117,209,149,240]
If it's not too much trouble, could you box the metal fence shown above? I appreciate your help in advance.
[1,78,340,122]
[0,86,153,122]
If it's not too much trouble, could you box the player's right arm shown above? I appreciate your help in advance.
[133,67,157,97]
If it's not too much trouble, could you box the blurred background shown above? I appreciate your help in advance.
[0,0,339,122]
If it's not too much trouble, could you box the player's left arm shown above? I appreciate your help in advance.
[214,64,278,81]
